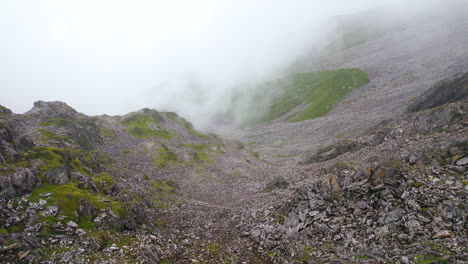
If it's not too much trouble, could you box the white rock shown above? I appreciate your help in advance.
[66,221,78,228]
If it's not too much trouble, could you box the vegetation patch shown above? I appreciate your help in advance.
[148,179,178,208]
[153,145,178,168]
[242,68,369,125]
[38,117,74,127]
[121,114,172,139]
[23,146,65,171]
[414,254,449,264]
[92,172,115,193]
[29,182,125,227]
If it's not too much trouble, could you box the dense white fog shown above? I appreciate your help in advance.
[0,0,461,129]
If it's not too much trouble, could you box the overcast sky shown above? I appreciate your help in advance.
[0,0,439,128]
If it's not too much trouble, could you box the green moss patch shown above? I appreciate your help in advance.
[414,254,449,264]
[92,172,115,193]
[29,182,125,227]
[240,68,368,125]
[23,146,65,171]
[38,117,74,127]
[276,69,369,122]
[121,115,172,139]
[148,179,178,208]
[153,145,178,168]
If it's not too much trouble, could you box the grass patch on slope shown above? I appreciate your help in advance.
[121,115,172,140]
[29,182,125,227]
[252,68,368,124]
[153,145,178,168]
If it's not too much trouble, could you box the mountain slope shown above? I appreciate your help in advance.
[0,101,273,263]
[236,8,468,165]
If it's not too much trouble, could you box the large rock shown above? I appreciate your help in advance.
[0,139,18,162]
[45,165,70,185]
[370,165,398,186]
[0,105,13,116]
[27,100,78,118]
[14,135,34,152]
[10,168,36,195]
[320,175,343,201]
[77,198,98,219]
[302,141,366,164]
[408,71,468,112]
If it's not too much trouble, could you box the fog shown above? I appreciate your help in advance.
[0,0,460,130]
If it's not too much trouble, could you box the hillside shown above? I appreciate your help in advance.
[231,68,369,126]
[0,71,466,263]
[235,7,468,165]
[0,5,467,264]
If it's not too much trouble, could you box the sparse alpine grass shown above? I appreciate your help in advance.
[121,114,172,139]
[241,68,369,126]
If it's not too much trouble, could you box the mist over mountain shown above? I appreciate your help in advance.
[2,0,463,131]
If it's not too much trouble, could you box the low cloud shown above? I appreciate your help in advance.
[0,0,462,131]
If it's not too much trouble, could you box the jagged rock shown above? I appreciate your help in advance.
[66,221,78,228]
[455,156,468,166]
[0,243,20,253]
[141,247,160,264]
[408,71,468,112]
[384,208,406,224]
[21,235,39,250]
[14,135,34,152]
[77,198,97,219]
[45,165,69,185]
[10,168,36,195]
[0,105,12,116]
[0,139,18,162]
[447,165,465,173]
[370,165,398,186]
[399,256,410,264]
[41,206,59,217]
[320,175,343,201]
[27,100,78,117]
[40,193,52,198]
[302,141,366,163]
[70,172,88,182]
[76,229,86,236]
[433,230,451,239]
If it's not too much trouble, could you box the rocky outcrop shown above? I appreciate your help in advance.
[44,165,70,185]
[408,71,468,112]
[302,99,467,165]
[301,140,367,163]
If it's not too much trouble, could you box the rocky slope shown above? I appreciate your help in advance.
[0,101,273,263]
[236,8,468,165]
[0,69,466,263]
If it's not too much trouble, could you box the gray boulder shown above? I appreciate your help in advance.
[14,135,34,152]
[408,71,468,112]
[10,168,36,195]
[45,165,70,185]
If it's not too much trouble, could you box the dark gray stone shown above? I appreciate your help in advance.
[45,165,69,185]
[408,71,468,112]
[10,168,36,195]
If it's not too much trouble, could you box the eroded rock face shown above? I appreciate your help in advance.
[14,135,35,152]
[370,165,398,186]
[408,71,468,112]
[77,198,98,219]
[10,168,36,195]
[320,175,343,201]
[45,165,70,185]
